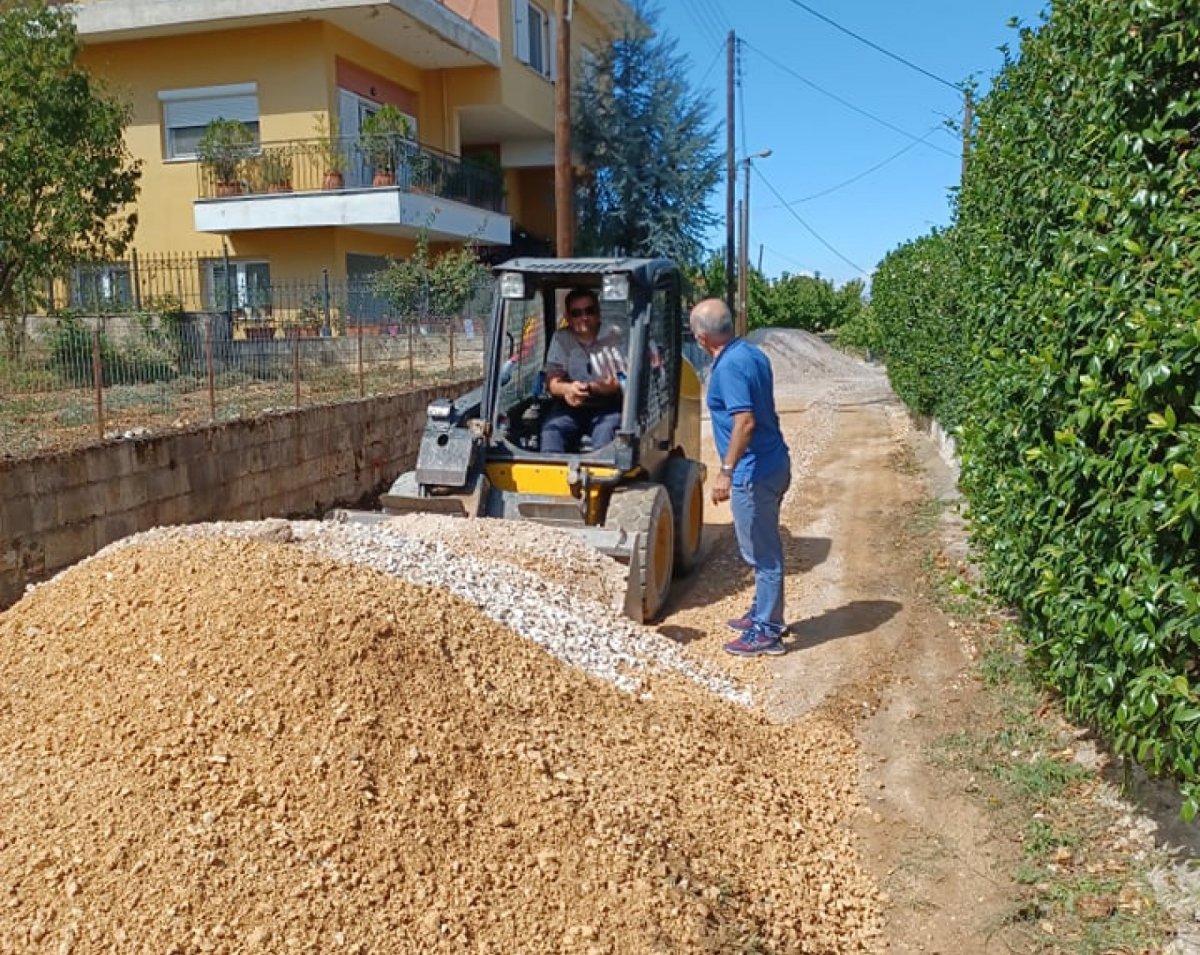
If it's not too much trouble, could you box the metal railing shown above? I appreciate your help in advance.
[0,302,491,461]
[196,134,507,212]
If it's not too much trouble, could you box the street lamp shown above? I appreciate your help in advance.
[737,148,771,338]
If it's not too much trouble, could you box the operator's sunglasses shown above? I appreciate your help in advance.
[569,304,598,318]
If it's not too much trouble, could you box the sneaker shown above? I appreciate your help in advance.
[723,626,786,658]
[726,611,754,632]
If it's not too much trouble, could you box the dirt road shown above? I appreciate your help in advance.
[661,329,1119,953]
[3,327,1189,953]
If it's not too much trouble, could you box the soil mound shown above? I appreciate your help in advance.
[749,328,874,383]
[0,535,880,953]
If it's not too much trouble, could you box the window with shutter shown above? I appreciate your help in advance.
[159,84,261,160]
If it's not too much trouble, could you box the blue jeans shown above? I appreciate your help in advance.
[540,404,621,453]
[730,461,791,632]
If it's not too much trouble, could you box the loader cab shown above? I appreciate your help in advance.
[483,258,683,479]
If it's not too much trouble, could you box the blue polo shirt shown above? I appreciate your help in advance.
[707,338,789,482]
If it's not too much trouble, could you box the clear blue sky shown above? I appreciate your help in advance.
[651,0,1049,287]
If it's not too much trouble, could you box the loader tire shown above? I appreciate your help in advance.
[663,456,704,576]
[605,483,674,622]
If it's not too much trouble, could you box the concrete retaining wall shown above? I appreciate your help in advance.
[0,381,477,608]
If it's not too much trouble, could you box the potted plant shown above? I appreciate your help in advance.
[359,104,413,186]
[255,147,293,193]
[310,112,347,190]
[197,117,256,196]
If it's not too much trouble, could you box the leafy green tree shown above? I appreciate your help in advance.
[572,4,722,265]
[0,0,141,349]
[868,0,1200,819]
[374,232,490,320]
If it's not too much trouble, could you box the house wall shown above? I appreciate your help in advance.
[79,22,330,258]
[77,20,455,279]
[0,382,478,609]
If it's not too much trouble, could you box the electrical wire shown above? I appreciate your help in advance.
[695,39,727,91]
[744,40,958,159]
[693,0,732,35]
[780,0,962,92]
[689,1,727,49]
[753,165,870,277]
[764,124,946,208]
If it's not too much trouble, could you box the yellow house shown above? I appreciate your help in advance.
[67,0,633,324]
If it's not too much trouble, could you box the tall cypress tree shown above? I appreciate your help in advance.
[572,5,722,265]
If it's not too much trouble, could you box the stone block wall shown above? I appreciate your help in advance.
[0,382,477,608]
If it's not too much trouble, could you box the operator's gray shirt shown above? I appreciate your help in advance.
[543,323,625,383]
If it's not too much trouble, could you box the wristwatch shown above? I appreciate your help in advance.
[720,464,735,475]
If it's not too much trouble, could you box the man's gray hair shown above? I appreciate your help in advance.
[689,298,735,340]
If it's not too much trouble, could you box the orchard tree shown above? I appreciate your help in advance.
[0,0,140,341]
[572,4,722,264]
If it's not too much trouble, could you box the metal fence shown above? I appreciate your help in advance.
[0,308,490,461]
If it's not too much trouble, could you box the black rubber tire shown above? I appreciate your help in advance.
[604,483,675,622]
[663,456,704,576]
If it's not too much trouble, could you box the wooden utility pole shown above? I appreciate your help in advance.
[961,88,974,182]
[725,31,736,313]
[555,0,574,256]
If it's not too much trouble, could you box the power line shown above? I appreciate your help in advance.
[689,0,727,48]
[693,0,732,35]
[764,124,945,208]
[696,39,726,90]
[781,0,962,92]
[753,165,870,277]
[744,41,958,159]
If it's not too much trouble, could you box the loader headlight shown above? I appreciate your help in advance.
[499,272,526,299]
[427,398,453,420]
[601,274,629,301]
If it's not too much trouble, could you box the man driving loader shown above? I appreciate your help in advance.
[539,288,627,453]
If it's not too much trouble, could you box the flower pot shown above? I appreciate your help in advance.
[215,181,243,197]
[322,171,345,190]
[373,171,396,187]
[266,182,293,194]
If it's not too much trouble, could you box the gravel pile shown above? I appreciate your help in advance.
[109,516,747,703]
[0,532,881,953]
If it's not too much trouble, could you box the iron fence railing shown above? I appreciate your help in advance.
[54,257,493,329]
[195,134,506,212]
[0,310,489,461]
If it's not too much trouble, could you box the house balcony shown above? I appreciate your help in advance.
[194,136,510,246]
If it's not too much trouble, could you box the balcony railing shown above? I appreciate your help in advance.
[196,135,506,213]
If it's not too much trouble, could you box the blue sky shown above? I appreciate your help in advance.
[651,0,1049,286]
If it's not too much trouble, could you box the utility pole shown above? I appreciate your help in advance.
[737,196,748,337]
[736,149,770,338]
[960,88,973,183]
[555,0,573,256]
[725,31,736,313]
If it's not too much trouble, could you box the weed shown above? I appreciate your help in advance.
[927,566,1171,954]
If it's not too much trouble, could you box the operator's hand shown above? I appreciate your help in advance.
[711,471,732,505]
[561,380,591,408]
[588,375,621,399]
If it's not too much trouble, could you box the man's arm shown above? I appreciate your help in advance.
[711,410,755,504]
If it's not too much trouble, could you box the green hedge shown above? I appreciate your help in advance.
[873,0,1200,818]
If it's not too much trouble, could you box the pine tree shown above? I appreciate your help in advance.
[572,5,721,265]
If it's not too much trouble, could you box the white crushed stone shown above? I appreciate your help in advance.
[81,517,750,706]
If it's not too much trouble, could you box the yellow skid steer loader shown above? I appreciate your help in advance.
[343,257,706,622]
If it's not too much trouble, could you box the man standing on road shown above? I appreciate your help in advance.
[689,298,791,657]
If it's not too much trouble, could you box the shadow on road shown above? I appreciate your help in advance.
[785,599,903,650]
[656,527,834,645]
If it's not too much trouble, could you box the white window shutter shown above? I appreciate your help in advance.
[513,0,530,64]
